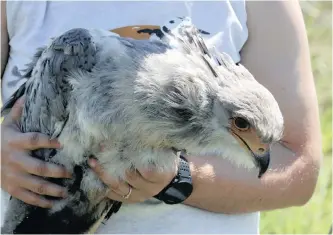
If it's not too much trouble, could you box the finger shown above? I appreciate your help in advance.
[12,154,72,178]
[125,169,165,197]
[10,188,53,208]
[125,169,153,189]
[107,187,145,203]
[14,173,68,198]
[88,158,129,194]
[2,97,25,125]
[88,158,117,186]
[4,96,25,124]
[139,167,177,184]
[106,190,129,203]
[10,132,61,150]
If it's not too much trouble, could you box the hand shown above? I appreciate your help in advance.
[1,96,72,208]
[89,157,177,203]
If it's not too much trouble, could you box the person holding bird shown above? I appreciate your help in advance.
[1,1,321,234]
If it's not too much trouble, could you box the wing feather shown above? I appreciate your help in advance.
[1,28,108,234]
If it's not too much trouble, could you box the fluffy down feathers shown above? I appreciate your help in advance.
[1,18,283,234]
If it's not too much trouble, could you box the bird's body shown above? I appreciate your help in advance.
[1,19,284,234]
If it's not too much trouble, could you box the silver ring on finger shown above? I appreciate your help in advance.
[122,185,132,200]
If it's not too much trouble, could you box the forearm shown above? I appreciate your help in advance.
[183,141,321,214]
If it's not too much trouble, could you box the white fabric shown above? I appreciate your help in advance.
[1,1,259,234]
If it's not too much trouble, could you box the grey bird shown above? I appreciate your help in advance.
[1,19,284,234]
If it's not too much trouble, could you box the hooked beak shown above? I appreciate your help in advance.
[254,151,270,178]
[230,130,271,178]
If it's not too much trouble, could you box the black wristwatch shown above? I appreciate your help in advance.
[154,152,193,205]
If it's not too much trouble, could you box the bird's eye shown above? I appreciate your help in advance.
[233,117,250,131]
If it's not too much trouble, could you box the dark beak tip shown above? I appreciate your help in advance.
[255,152,270,179]
[258,169,266,179]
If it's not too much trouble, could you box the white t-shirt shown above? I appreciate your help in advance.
[1,1,260,234]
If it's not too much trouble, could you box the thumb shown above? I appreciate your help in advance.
[6,95,25,124]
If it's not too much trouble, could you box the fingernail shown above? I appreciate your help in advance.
[51,139,62,148]
[89,159,97,168]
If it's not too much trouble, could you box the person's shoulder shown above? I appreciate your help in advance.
[241,0,309,86]
[245,1,305,29]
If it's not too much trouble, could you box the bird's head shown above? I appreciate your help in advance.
[156,61,284,178]
[138,50,284,178]
[207,74,284,177]
[162,51,284,178]
[179,73,284,178]
[166,22,284,177]
[133,21,284,178]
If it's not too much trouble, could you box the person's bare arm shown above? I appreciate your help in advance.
[1,0,9,78]
[183,0,322,213]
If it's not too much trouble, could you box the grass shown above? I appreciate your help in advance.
[260,2,332,234]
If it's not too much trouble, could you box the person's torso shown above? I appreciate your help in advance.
[2,1,249,102]
[2,1,259,234]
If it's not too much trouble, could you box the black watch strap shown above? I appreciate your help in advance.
[154,153,193,205]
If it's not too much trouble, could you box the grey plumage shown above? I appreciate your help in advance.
[1,18,284,234]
